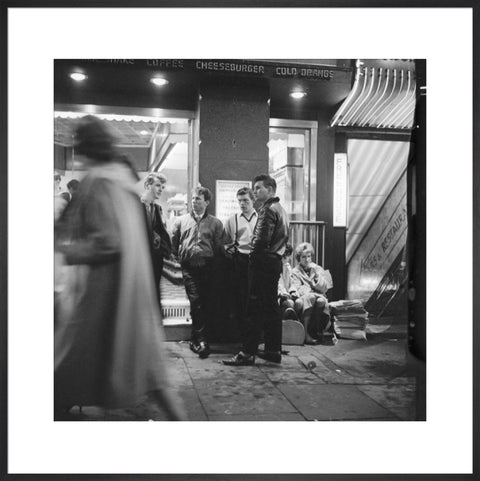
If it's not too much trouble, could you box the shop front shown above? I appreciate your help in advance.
[54,58,420,339]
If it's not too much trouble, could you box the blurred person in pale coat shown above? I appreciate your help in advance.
[54,172,68,221]
[54,115,185,420]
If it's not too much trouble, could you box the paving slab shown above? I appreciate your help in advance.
[110,388,202,421]
[256,358,312,372]
[55,399,157,421]
[316,372,384,385]
[388,376,417,385]
[261,369,326,385]
[193,379,297,417]
[165,341,191,357]
[209,412,306,421]
[313,339,408,379]
[357,384,416,420]
[166,357,194,388]
[276,384,397,421]
[175,387,208,421]
[341,417,405,421]
[188,364,270,383]
[281,345,310,356]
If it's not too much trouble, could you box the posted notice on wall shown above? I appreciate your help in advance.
[333,153,349,227]
[215,180,252,223]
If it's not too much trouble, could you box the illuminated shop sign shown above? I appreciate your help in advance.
[195,60,265,74]
[273,66,334,79]
[333,153,349,228]
[78,59,349,82]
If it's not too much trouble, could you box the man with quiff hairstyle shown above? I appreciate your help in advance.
[141,172,171,300]
[224,174,289,366]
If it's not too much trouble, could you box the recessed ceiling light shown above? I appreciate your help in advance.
[150,77,169,87]
[290,91,306,99]
[70,72,87,82]
[140,130,149,136]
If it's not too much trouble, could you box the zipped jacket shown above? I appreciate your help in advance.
[171,211,224,267]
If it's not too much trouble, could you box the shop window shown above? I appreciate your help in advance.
[156,138,189,233]
[53,107,196,233]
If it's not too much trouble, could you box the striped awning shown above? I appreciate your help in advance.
[330,64,417,130]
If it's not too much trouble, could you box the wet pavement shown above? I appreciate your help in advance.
[59,324,421,422]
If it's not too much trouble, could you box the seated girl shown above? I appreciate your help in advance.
[290,242,333,344]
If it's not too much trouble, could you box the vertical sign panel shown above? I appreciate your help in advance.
[333,153,349,227]
[215,180,252,224]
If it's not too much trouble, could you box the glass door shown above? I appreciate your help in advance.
[268,119,317,221]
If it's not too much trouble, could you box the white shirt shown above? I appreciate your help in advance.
[224,211,258,255]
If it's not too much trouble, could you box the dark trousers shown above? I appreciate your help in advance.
[232,252,250,338]
[182,262,213,344]
[242,256,283,355]
[152,254,164,302]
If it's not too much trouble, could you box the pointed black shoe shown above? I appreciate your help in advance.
[222,352,255,366]
[197,341,210,359]
[189,341,200,354]
[256,350,282,364]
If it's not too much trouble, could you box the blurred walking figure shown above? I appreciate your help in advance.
[141,172,172,300]
[66,178,80,203]
[54,115,184,420]
[54,172,67,220]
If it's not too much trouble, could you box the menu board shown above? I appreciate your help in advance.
[215,180,252,224]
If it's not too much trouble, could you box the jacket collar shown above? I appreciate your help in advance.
[262,196,280,208]
[140,196,155,207]
[190,210,208,221]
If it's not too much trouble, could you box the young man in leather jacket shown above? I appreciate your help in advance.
[224,174,289,366]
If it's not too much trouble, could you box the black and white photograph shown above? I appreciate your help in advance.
[3,5,476,479]
[52,58,425,423]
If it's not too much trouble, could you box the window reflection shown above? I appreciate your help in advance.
[268,129,309,221]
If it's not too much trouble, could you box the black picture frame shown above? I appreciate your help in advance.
[1,1,478,480]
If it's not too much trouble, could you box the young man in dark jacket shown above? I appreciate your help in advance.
[172,186,224,359]
[141,173,172,300]
[224,174,289,366]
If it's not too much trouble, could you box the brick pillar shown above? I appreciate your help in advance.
[197,78,270,342]
[198,78,270,214]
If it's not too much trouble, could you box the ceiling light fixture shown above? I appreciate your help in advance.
[140,130,149,136]
[290,91,306,99]
[70,72,87,82]
[150,77,169,87]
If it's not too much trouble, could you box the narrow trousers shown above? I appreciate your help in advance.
[182,262,213,344]
[242,256,283,355]
[232,252,250,338]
